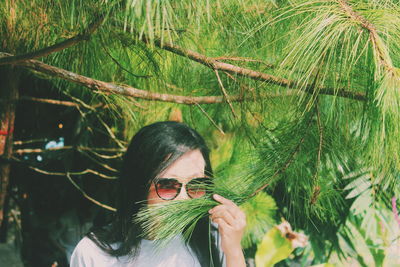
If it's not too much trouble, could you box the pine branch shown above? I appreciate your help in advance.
[339,0,400,177]
[338,0,393,71]
[138,34,367,101]
[0,14,106,65]
[0,52,294,105]
[249,116,314,198]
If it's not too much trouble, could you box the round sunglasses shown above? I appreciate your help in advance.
[153,177,212,200]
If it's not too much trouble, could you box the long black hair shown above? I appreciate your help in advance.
[88,121,222,266]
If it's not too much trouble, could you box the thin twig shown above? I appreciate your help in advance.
[13,147,72,154]
[194,103,225,135]
[78,149,119,173]
[310,99,323,205]
[14,139,48,145]
[315,101,323,172]
[65,173,116,211]
[100,39,152,78]
[87,149,124,159]
[214,69,237,118]
[13,146,125,154]
[95,115,126,149]
[20,96,80,107]
[64,93,96,111]
[27,165,117,180]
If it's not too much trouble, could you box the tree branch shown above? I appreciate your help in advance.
[13,145,125,155]
[0,52,294,105]
[0,14,106,66]
[140,34,367,101]
[338,0,393,71]
[20,96,80,108]
[213,56,275,68]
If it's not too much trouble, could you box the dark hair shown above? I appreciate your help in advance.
[88,121,222,266]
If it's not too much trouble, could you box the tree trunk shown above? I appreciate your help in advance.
[0,66,19,227]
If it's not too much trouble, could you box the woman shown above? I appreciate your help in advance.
[70,121,246,267]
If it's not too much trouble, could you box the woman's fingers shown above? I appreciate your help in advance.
[209,194,246,228]
[213,194,235,206]
[210,195,247,265]
[210,209,236,226]
[210,204,242,221]
[213,217,230,231]
[210,195,246,217]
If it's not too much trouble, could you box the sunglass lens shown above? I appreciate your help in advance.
[187,178,211,199]
[156,179,181,200]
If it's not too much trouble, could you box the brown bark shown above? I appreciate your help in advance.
[0,66,19,226]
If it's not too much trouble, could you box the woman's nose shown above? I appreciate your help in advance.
[175,186,190,200]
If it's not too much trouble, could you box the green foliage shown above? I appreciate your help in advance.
[333,168,400,266]
[2,0,400,264]
[261,0,400,186]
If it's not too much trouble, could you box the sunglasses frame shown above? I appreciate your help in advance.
[153,177,212,200]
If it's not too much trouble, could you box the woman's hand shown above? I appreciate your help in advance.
[209,194,246,267]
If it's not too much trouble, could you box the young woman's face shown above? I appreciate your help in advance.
[147,149,206,205]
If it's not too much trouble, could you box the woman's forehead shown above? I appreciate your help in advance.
[158,149,205,179]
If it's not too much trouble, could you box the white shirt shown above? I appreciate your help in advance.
[70,235,202,267]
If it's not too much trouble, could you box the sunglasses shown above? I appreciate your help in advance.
[153,177,212,200]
